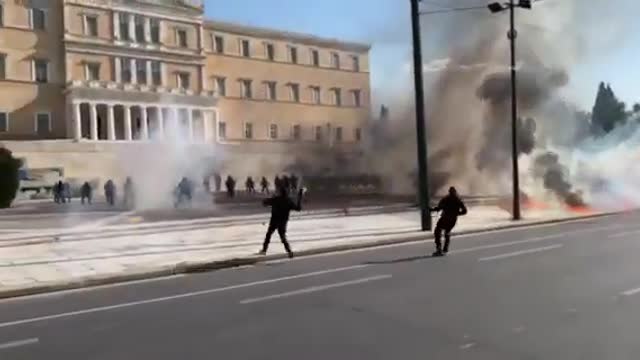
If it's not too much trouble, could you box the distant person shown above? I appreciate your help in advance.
[290,174,299,191]
[54,180,64,204]
[214,173,222,193]
[274,176,282,193]
[430,186,468,257]
[123,177,134,208]
[63,182,72,203]
[245,176,255,194]
[80,182,92,205]
[260,176,270,194]
[259,186,305,258]
[174,177,193,208]
[225,175,236,198]
[282,175,291,192]
[104,179,116,206]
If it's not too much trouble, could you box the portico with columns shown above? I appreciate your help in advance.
[67,87,217,143]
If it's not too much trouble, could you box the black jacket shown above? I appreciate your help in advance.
[432,195,467,219]
[263,191,302,223]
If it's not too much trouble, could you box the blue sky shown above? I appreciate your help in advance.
[204,0,639,111]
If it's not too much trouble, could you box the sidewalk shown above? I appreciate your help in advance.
[0,205,612,299]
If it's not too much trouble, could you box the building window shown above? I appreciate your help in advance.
[314,126,323,142]
[84,15,98,37]
[218,121,226,139]
[351,89,362,107]
[176,28,188,48]
[288,46,298,64]
[33,59,48,83]
[240,79,252,99]
[121,58,131,83]
[331,88,342,106]
[177,72,190,89]
[0,112,8,133]
[310,86,321,104]
[119,13,130,41]
[213,35,224,53]
[35,112,51,134]
[261,43,274,61]
[331,52,340,69]
[151,61,161,85]
[86,62,100,81]
[355,128,362,142]
[351,55,360,72]
[244,122,253,139]
[293,124,301,140]
[289,83,300,103]
[269,124,278,139]
[335,126,343,142]
[136,59,147,84]
[240,39,250,57]
[265,81,277,101]
[213,77,226,96]
[135,15,145,42]
[0,54,5,80]
[150,19,160,43]
[311,49,320,67]
[31,8,46,30]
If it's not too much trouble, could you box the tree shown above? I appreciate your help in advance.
[0,147,22,208]
[590,82,627,136]
[633,103,640,114]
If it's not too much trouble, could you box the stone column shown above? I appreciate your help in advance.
[128,14,136,42]
[157,107,164,139]
[172,107,179,138]
[113,11,120,40]
[202,110,211,143]
[130,58,137,84]
[146,60,152,86]
[107,104,116,140]
[140,106,149,140]
[114,57,122,83]
[144,17,151,43]
[73,102,82,140]
[187,108,194,141]
[124,105,132,141]
[89,103,98,140]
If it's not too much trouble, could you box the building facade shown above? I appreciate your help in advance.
[0,0,371,152]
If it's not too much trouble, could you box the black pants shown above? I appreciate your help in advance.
[435,217,457,252]
[81,195,91,204]
[262,221,292,254]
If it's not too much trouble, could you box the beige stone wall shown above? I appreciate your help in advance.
[164,62,200,91]
[66,52,113,82]
[161,19,200,50]
[65,4,114,40]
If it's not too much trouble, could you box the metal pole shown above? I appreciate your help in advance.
[410,0,432,231]
[509,0,521,220]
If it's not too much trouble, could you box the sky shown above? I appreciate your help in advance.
[203,0,639,111]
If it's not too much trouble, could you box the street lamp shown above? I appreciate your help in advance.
[487,0,533,221]
[410,0,432,231]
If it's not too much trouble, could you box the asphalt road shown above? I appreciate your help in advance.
[2,212,639,359]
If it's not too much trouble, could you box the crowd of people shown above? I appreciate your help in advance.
[206,173,300,199]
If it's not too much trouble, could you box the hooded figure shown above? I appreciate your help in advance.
[258,187,304,258]
[81,182,92,205]
[104,180,116,206]
[430,186,467,257]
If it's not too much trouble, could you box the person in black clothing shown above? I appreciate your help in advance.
[260,176,270,194]
[274,176,281,192]
[104,179,116,206]
[214,173,222,193]
[290,174,299,190]
[81,182,92,205]
[245,176,255,194]
[258,186,304,258]
[430,186,467,257]
[281,175,291,192]
[225,176,236,198]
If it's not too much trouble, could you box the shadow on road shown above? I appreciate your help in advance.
[363,255,437,265]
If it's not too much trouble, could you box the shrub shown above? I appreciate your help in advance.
[0,147,22,208]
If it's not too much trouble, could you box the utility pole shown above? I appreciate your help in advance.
[410,0,432,231]
[508,0,521,220]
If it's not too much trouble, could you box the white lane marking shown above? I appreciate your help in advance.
[478,244,563,262]
[609,229,640,239]
[239,275,392,305]
[620,287,640,296]
[460,342,476,350]
[0,338,39,350]
[451,234,563,254]
[0,265,368,329]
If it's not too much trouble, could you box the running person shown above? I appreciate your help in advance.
[430,186,467,257]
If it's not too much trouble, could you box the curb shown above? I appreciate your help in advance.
[0,210,626,300]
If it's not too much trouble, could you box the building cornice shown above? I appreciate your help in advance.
[204,20,371,53]
[64,0,203,23]
[65,40,205,64]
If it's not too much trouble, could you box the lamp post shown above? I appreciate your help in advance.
[410,0,432,231]
[488,0,532,221]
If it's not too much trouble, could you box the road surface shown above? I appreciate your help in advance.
[1,212,637,359]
